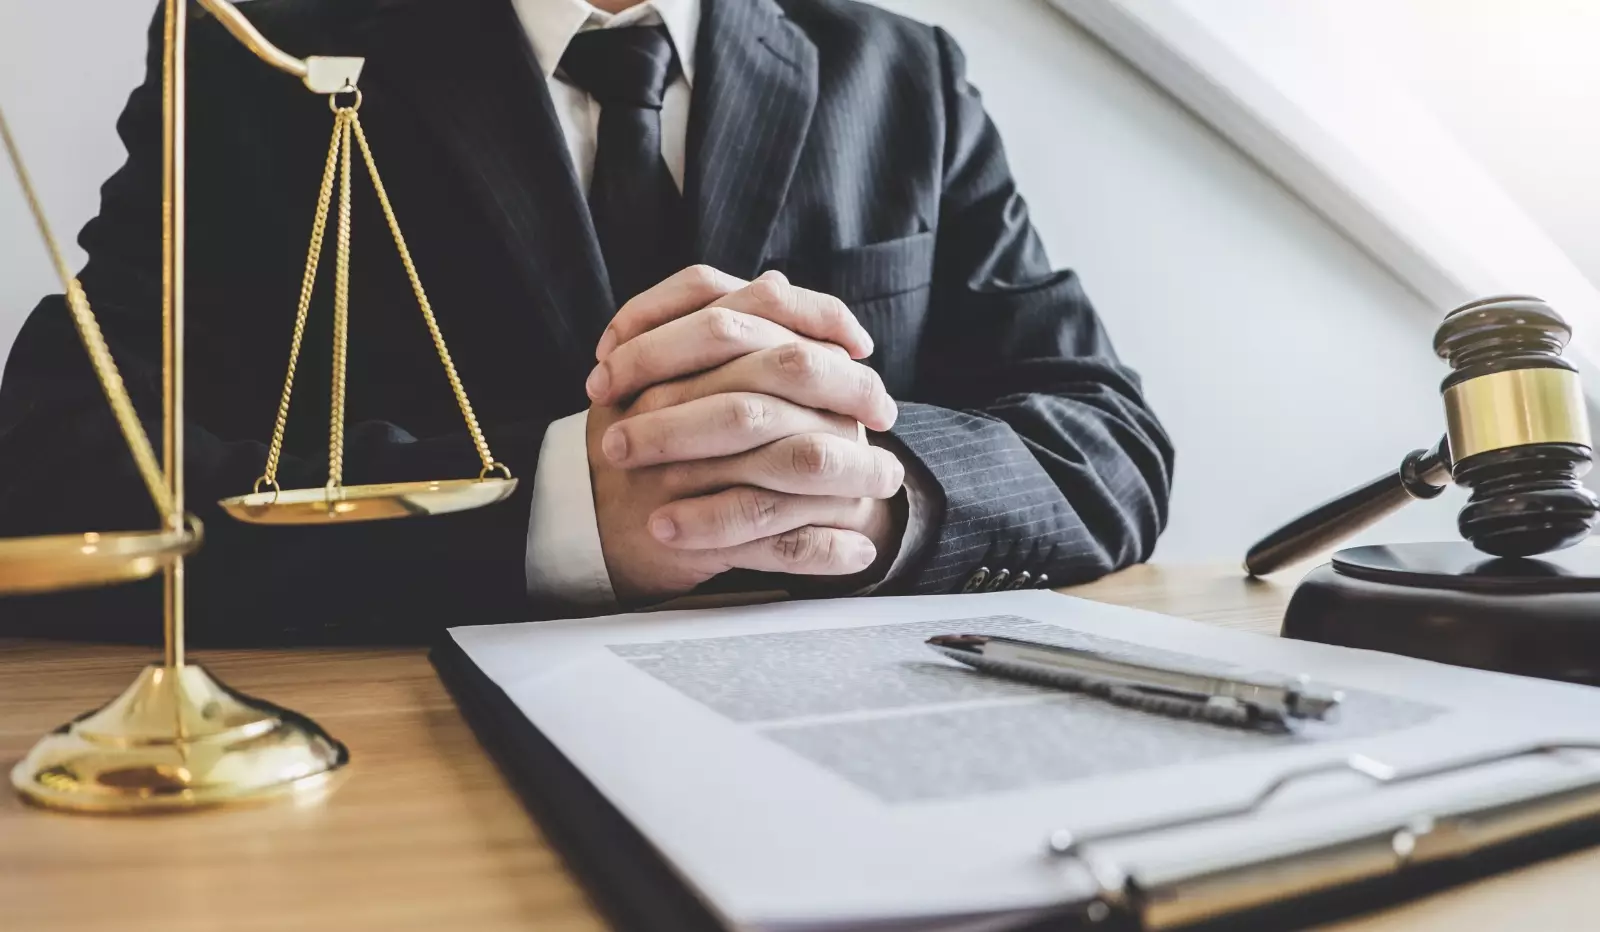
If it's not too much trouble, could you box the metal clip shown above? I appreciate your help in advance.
[1046,740,1600,929]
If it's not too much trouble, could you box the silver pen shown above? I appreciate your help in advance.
[926,633,1342,729]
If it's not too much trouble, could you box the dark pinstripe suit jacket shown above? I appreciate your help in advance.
[0,0,1174,643]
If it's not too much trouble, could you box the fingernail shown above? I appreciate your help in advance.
[586,363,610,399]
[650,515,677,541]
[596,328,617,360]
[602,426,628,462]
[854,539,877,569]
[859,331,875,356]
[880,396,899,428]
[760,269,788,284]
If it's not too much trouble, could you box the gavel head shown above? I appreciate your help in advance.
[1435,295,1600,556]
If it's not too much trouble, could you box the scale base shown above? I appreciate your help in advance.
[10,663,348,813]
[1282,542,1600,685]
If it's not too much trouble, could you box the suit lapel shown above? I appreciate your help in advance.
[686,0,819,278]
[350,0,614,371]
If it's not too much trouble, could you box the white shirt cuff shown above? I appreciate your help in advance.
[525,409,616,607]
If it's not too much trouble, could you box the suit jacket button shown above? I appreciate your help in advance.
[1008,571,1032,590]
[984,569,1011,591]
[961,567,990,593]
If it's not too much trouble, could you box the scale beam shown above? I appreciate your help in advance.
[195,0,365,93]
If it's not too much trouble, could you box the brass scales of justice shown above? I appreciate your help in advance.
[0,0,517,812]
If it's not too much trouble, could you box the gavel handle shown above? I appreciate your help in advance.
[1244,438,1453,576]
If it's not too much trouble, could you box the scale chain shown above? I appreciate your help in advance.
[257,110,345,495]
[254,90,508,501]
[0,104,176,521]
[328,110,354,491]
[350,114,504,478]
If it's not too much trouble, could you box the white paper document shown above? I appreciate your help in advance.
[448,590,1600,931]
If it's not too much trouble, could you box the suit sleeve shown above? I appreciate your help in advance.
[882,27,1176,595]
[0,11,548,644]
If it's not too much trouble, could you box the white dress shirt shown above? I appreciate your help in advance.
[516,0,928,608]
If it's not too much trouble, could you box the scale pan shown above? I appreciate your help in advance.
[0,524,201,596]
[219,477,518,525]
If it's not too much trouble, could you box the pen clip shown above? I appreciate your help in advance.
[1104,681,1288,731]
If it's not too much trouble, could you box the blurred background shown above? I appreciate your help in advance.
[3,0,1598,566]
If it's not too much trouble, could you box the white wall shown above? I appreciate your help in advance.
[1381,1,1600,295]
[875,0,1468,562]
[1191,0,1600,302]
[0,2,152,355]
[0,0,1472,567]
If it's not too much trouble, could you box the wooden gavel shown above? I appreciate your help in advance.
[1245,295,1600,576]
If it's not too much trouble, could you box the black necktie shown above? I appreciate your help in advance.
[559,25,687,309]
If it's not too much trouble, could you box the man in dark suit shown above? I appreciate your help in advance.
[0,0,1174,643]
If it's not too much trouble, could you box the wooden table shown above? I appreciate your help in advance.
[3,564,1597,931]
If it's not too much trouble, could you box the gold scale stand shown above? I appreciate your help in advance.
[2,0,515,812]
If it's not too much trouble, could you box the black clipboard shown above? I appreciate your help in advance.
[430,631,1600,932]
[431,631,727,932]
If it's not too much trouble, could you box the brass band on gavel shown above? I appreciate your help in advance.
[1443,366,1590,462]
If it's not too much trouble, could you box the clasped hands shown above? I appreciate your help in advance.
[585,266,907,604]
